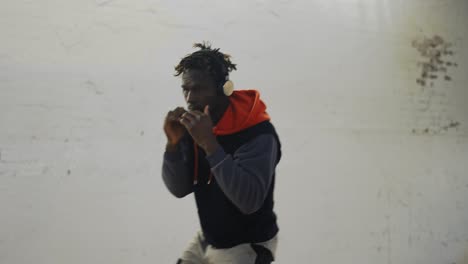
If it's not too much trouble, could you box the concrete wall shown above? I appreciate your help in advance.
[1,0,467,263]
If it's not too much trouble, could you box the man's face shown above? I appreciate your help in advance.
[181,69,218,112]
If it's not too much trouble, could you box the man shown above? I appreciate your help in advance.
[162,42,281,264]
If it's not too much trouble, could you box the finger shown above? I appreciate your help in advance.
[174,106,186,113]
[179,117,192,129]
[167,113,180,122]
[173,107,187,117]
[166,110,175,121]
[188,111,203,121]
[168,108,187,121]
[181,113,197,126]
[182,111,201,121]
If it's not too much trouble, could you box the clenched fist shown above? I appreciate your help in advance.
[164,107,187,148]
[178,105,219,155]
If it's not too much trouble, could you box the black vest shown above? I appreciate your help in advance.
[181,120,282,249]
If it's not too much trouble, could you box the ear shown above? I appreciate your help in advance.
[204,105,210,115]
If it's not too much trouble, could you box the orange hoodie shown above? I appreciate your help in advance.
[193,89,271,184]
[213,90,270,135]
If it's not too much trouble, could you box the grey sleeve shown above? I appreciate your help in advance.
[162,147,193,198]
[205,134,278,215]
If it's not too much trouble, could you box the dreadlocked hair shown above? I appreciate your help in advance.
[174,42,237,89]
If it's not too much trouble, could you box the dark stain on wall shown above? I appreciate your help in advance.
[412,35,457,87]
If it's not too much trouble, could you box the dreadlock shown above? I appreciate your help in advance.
[174,42,237,89]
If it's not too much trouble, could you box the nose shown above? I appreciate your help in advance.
[185,91,199,108]
[185,90,195,103]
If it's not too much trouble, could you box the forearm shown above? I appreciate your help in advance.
[206,134,278,214]
[162,144,193,198]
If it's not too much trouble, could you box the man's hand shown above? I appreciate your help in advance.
[164,107,187,150]
[179,105,219,155]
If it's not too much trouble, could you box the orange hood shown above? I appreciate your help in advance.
[213,90,270,136]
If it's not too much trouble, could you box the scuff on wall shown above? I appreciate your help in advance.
[409,34,461,135]
[412,35,457,87]
[411,120,460,135]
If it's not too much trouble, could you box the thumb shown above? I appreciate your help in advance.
[204,105,210,115]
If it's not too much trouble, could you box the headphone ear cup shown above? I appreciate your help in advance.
[223,80,234,96]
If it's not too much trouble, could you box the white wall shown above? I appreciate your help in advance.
[1,0,467,263]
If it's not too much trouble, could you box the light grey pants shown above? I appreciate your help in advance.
[178,231,278,264]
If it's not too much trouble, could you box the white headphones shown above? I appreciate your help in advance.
[223,77,234,96]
